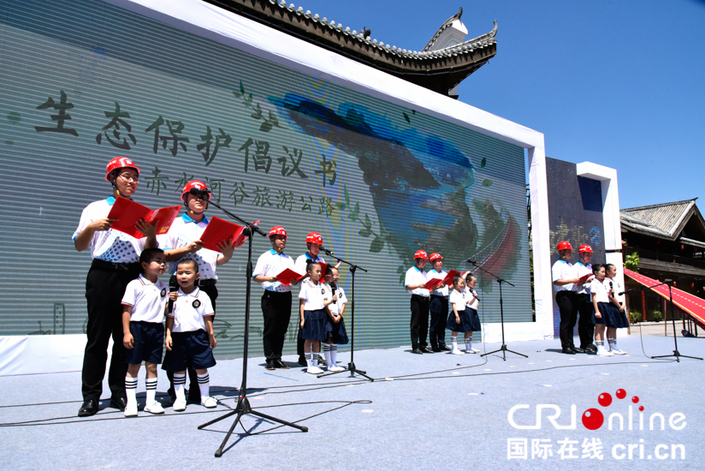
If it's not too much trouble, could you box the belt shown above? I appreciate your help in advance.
[91,259,140,271]
[198,279,217,287]
[430,294,448,298]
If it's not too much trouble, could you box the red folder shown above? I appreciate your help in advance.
[276,268,305,286]
[578,273,592,284]
[107,197,180,238]
[200,217,259,252]
[424,269,461,289]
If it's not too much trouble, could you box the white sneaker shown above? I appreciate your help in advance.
[307,366,324,374]
[329,366,345,372]
[611,348,627,355]
[144,401,164,414]
[451,348,465,355]
[124,401,138,417]
[465,348,480,354]
[597,349,614,357]
[173,398,187,412]
[201,397,218,408]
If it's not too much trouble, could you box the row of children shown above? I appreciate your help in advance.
[553,242,628,357]
[74,157,232,417]
[405,250,482,355]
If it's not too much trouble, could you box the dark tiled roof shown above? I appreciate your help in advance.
[204,0,497,96]
[620,199,702,240]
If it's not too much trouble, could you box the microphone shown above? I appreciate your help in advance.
[168,275,178,313]
[329,281,337,304]
[466,258,477,265]
[320,245,335,256]
[189,187,210,200]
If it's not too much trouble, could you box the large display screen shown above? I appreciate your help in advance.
[0,0,531,356]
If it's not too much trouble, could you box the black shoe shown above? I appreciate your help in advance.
[432,347,443,352]
[317,355,326,366]
[585,344,598,353]
[266,360,277,370]
[421,346,434,353]
[275,359,290,369]
[297,356,307,367]
[441,345,452,351]
[562,347,576,354]
[411,348,424,354]
[573,347,586,353]
[78,399,99,417]
[108,396,127,411]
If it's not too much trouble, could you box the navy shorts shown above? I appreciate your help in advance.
[125,321,164,365]
[162,330,216,372]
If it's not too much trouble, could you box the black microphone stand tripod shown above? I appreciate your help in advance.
[467,259,527,361]
[195,193,308,457]
[624,280,703,363]
[317,250,373,381]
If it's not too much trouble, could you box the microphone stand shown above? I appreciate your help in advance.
[317,252,373,381]
[625,280,702,363]
[197,197,308,457]
[467,259,527,361]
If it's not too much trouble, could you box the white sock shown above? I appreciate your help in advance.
[174,373,186,401]
[311,352,319,367]
[465,338,472,351]
[331,344,339,366]
[451,336,458,350]
[608,338,616,351]
[197,373,210,400]
[145,377,157,404]
[125,376,138,405]
[323,344,332,368]
[305,352,313,367]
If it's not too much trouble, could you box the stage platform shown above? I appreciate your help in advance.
[1,332,703,470]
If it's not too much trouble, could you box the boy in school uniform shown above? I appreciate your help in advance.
[294,232,326,366]
[74,156,157,417]
[121,248,169,417]
[163,259,218,411]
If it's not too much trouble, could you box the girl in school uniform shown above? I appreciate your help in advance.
[463,273,482,353]
[447,275,472,355]
[299,261,336,374]
[604,263,629,355]
[323,266,348,372]
[590,264,613,357]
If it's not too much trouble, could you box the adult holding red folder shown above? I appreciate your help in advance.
[405,250,433,354]
[574,244,597,353]
[160,180,235,404]
[294,232,326,367]
[73,157,158,417]
[428,253,452,352]
[253,226,298,370]
[552,241,587,354]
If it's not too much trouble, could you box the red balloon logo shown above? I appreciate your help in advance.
[582,408,604,430]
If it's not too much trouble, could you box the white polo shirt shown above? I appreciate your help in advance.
[327,286,347,316]
[449,289,466,310]
[160,214,219,280]
[405,266,429,297]
[299,279,329,310]
[574,261,592,295]
[294,252,326,275]
[428,269,449,296]
[466,288,480,310]
[552,259,576,292]
[605,277,624,304]
[73,197,146,262]
[590,279,609,303]
[121,274,168,323]
[253,248,295,292]
[167,287,214,332]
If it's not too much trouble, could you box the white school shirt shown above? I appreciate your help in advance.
[167,287,214,332]
[605,277,624,305]
[299,279,329,310]
[465,288,480,310]
[428,269,449,296]
[574,261,592,295]
[73,196,146,262]
[121,274,168,323]
[449,289,466,310]
[405,266,429,297]
[590,278,609,303]
[159,214,219,280]
[552,259,576,292]
[253,249,295,292]
[327,286,347,317]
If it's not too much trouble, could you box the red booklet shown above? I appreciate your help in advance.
[578,273,592,284]
[424,269,461,289]
[276,268,305,286]
[199,217,260,252]
[107,197,180,238]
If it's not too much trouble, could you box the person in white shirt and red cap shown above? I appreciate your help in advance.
[405,250,433,354]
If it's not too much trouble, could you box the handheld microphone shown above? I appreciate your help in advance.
[330,281,337,304]
[189,187,210,200]
[466,258,477,265]
[168,275,178,313]
[320,245,334,256]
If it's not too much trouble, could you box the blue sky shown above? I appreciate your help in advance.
[289,0,705,209]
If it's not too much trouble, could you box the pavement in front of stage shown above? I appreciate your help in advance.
[1,332,703,471]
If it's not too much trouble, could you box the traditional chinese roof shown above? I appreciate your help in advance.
[203,0,497,97]
[621,198,705,241]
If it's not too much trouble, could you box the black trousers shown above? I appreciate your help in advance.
[576,293,595,348]
[82,260,141,401]
[262,291,292,361]
[556,291,579,349]
[410,295,430,349]
[429,295,449,348]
